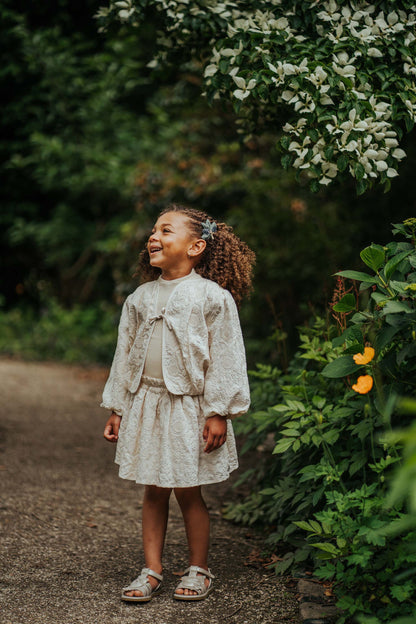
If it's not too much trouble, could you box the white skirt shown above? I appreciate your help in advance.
[115,376,239,488]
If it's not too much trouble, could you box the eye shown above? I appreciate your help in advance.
[163,228,171,233]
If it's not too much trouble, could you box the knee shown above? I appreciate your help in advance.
[144,485,172,504]
[174,486,203,510]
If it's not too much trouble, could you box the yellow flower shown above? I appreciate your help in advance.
[352,375,374,394]
[353,346,375,365]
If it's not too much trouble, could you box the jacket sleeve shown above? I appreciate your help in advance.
[100,299,132,416]
[201,290,250,420]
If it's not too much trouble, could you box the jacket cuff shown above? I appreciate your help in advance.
[100,402,123,416]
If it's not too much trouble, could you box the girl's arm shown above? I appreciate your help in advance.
[101,299,132,416]
[201,290,250,420]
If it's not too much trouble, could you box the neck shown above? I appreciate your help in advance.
[161,267,194,281]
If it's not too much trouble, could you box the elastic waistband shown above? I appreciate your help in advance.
[141,375,166,388]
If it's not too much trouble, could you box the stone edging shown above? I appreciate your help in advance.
[297,579,340,624]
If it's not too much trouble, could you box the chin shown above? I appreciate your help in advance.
[149,261,164,273]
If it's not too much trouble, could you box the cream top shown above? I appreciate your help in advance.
[143,270,196,380]
[101,272,250,419]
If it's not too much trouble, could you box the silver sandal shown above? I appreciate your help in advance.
[173,565,215,601]
[121,567,163,602]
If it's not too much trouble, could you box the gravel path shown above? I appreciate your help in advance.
[0,359,300,624]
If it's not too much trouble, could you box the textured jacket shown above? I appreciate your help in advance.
[101,273,250,420]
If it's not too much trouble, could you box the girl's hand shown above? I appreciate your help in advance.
[203,415,227,453]
[103,412,122,443]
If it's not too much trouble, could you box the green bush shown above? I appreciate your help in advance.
[0,299,118,364]
[227,220,416,622]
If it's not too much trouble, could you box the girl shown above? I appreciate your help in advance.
[102,204,255,603]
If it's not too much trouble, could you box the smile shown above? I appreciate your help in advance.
[149,247,162,254]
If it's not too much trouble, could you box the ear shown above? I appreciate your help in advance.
[187,238,207,258]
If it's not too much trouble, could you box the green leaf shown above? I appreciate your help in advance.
[293,520,316,532]
[381,301,412,315]
[322,355,360,378]
[405,116,414,133]
[384,250,412,280]
[390,280,410,295]
[311,542,339,555]
[390,582,414,602]
[337,153,349,172]
[286,400,306,412]
[312,396,326,409]
[333,325,364,348]
[260,487,277,496]
[360,245,385,271]
[356,178,368,195]
[309,520,323,534]
[273,438,294,454]
[354,162,366,180]
[375,325,401,351]
[335,270,378,284]
[332,293,356,312]
[280,135,291,150]
[323,429,340,445]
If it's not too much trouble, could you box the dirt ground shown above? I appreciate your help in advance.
[0,359,300,624]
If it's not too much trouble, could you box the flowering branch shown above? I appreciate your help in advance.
[98,0,416,193]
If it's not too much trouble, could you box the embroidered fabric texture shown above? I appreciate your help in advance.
[115,376,238,487]
[101,274,250,487]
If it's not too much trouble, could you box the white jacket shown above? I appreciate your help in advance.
[101,273,250,420]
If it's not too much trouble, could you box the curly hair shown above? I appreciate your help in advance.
[136,204,256,306]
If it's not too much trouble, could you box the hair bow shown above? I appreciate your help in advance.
[201,219,217,241]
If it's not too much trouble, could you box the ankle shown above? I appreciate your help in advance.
[145,563,163,575]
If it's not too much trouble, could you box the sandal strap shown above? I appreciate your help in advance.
[183,565,215,579]
[176,576,206,594]
[123,567,163,594]
[142,567,163,582]
[175,566,214,596]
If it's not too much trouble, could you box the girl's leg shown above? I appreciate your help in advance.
[125,485,171,597]
[173,486,210,596]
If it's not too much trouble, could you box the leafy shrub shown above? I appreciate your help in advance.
[227,220,416,622]
[0,299,118,364]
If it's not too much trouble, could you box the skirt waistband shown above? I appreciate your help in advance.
[141,375,166,388]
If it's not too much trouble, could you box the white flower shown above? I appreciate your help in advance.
[345,140,358,152]
[367,47,383,58]
[232,75,246,89]
[118,8,134,19]
[232,75,257,100]
[375,160,388,171]
[387,11,399,25]
[320,95,334,105]
[335,52,350,66]
[392,148,406,160]
[282,90,298,102]
[385,138,399,148]
[221,48,237,57]
[294,93,316,113]
[233,90,251,100]
[322,161,338,178]
[387,168,399,177]
[333,63,356,78]
[204,64,218,77]
[275,17,289,29]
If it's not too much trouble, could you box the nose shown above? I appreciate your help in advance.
[149,232,159,243]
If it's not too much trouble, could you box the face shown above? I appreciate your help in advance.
[147,211,202,278]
